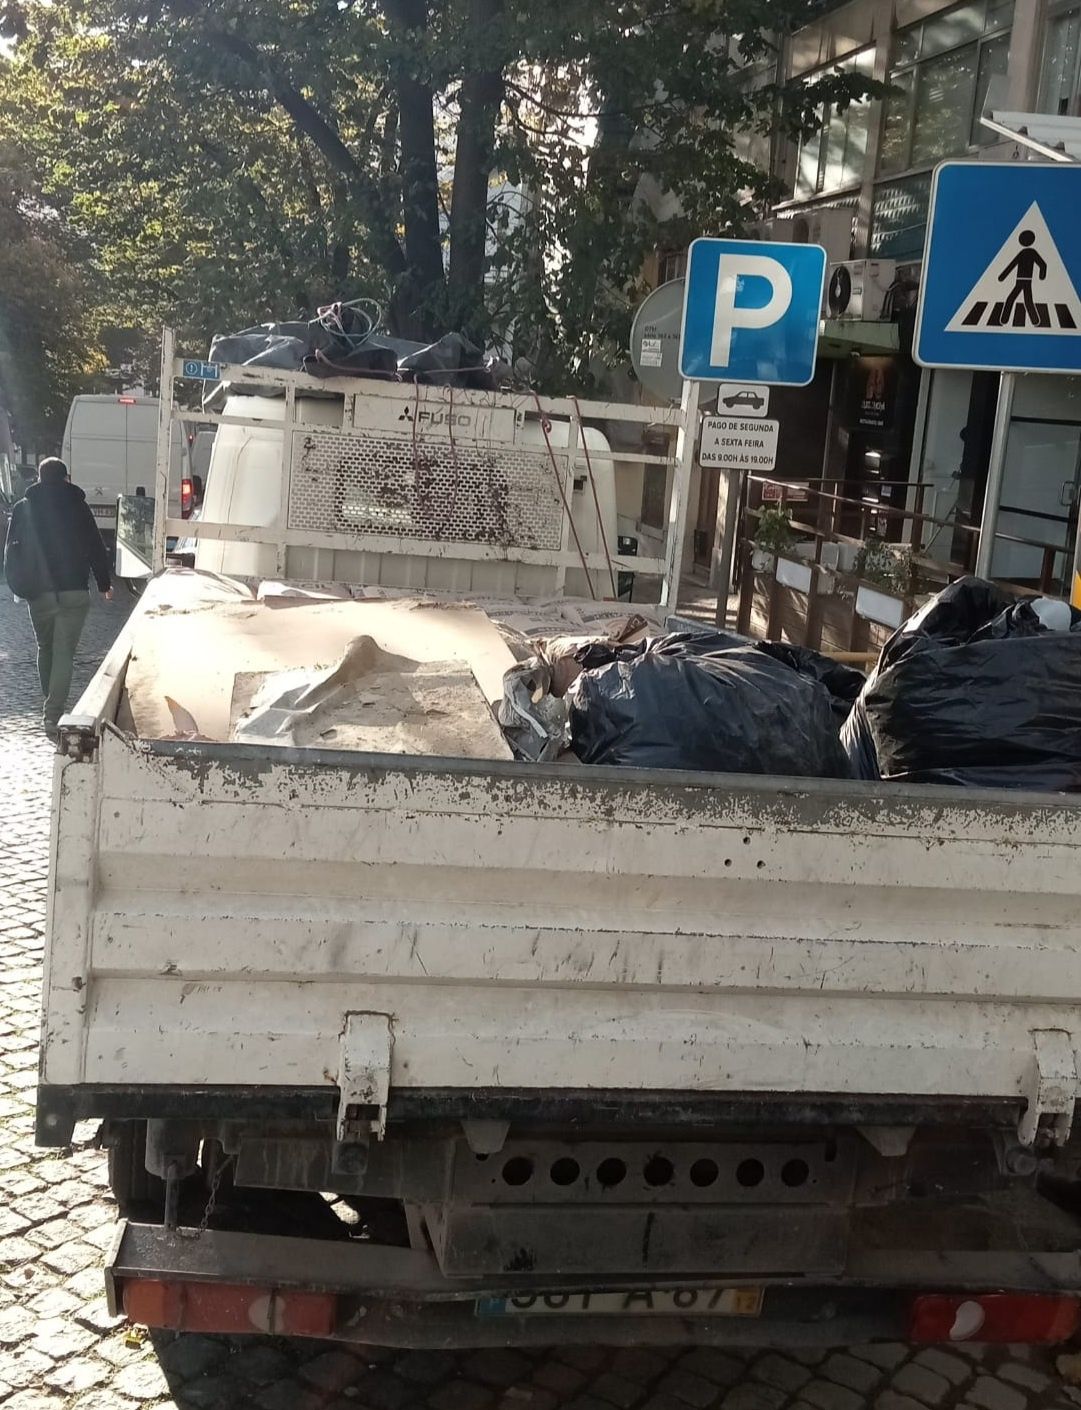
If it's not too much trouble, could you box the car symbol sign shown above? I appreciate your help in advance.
[715,383,770,417]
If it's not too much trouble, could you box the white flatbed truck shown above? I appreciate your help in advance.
[35,332,1081,1350]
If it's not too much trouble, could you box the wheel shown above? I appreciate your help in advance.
[106,1120,165,1217]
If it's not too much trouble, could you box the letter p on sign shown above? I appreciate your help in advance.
[679,237,827,388]
[711,254,793,368]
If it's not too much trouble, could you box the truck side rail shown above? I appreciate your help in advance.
[152,328,701,605]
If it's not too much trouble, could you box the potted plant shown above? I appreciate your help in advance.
[852,537,915,630]
[854,537,914,595]
[751,505,797,571]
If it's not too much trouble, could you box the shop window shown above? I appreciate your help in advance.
[1039,3,1081,116]
[793,48,875,199]
[878,0,1013,176]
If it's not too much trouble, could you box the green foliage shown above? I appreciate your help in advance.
[0,0,880,389]
[0,141,103,445]
[752,504,796,556]
[854,537,914,595]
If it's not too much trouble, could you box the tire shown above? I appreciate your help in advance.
[107,1120,166,1217]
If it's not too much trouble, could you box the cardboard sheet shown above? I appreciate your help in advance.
[126,575,517,742]
[230,638,512,759]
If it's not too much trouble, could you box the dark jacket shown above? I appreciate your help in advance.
[6,480,112,594]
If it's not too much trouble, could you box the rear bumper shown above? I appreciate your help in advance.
[35,1082,1023,1147]
[106,1223,1081,1349]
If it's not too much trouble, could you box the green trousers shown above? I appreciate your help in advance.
[28,590,90,729]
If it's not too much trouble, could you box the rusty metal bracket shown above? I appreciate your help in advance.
[337,1012,393,1144]
[1019,1029,1080,1148]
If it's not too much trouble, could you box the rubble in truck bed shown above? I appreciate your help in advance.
[121,571,1081,792]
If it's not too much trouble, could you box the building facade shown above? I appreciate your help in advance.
[720,0,1081,590]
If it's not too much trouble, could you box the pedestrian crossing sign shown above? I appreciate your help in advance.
[915,163,1081,373]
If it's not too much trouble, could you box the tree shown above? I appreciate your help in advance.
[0,1,877,387]
[0,139,102,447]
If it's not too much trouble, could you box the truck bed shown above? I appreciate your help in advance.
[39,614,1081,1145]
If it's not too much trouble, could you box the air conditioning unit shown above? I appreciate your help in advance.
[824,260,897,321]
[750,210,853,265]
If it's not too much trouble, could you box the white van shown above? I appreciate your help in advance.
[62,394,198,542]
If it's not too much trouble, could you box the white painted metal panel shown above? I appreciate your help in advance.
[41,728,1081,1122]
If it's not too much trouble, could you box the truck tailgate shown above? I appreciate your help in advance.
[41,729,1081,1140]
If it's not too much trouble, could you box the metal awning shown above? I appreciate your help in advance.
[818,319,900,358]
[980,111,1081,163]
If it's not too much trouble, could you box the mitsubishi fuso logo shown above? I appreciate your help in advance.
[397,405,473,429]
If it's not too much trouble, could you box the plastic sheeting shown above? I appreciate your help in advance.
[567,635,853,778]
[842,577,1081,791]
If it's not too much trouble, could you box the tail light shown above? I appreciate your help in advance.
[122,1278,336,1338]
[181,478,194,519]
[910,1293,1081,1345]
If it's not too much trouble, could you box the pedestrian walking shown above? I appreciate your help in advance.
[3,457,112,738]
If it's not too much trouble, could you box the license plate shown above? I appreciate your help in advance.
[476,1287,763,1318]
[91,506,115,518]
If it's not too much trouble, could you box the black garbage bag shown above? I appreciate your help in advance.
[568,643,851,778]
[841,576,1081,790]
[755,641,865,724]
[399,332,494,388]
[209,326,310,371]
[569,631,864,727]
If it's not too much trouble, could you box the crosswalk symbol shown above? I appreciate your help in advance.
[947,203,1081,336]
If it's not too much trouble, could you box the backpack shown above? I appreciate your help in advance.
[4,500,54,602]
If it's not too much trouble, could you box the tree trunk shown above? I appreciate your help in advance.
[383,0,445,340]
[447,0,504,338]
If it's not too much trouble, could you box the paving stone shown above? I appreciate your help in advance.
[751,1355,813,1395]
[558,1350,611,1374]
[588,1372,646,1408]
[889,1363,952,1406]
[27,1286,82,1319]
[497,1390,558,1410]
[255,1380,326,1410]
[913,1350,972,1387]
[996,1362,1051,1394]
[157,1332,231,1380]
[428,1381,498,1410]
[110,1357,173,1400]
[654,1371,720,1409]
[819,1353,885,1394]
[30,1316,100,1360]
[346,1367,416,1410]
[966,1379,1027,1410]
[855,1345,914,1372]
[169,1373,249,1409]
[3,1391,67,1410]
[467,1350,537,1388]
[716,1387,787,1410]
[875,1395,932,1410]
[533,1363,587,1396]
[230,1344,297,1386]
[299,1349,366,1393]
[610,1350,674,1385]
[38,1240,99,1276]
[42,1354,111,1395]
[3,1348,57,1390]
[800,1378,867,1410]
[676,1352,750,1387]
[395,1352,462,1386]
[0,1304,36,1346]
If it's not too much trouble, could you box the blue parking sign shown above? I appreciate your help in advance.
[679,238,827,386]
[916,162,1081,374]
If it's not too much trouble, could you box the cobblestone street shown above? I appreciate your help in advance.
[1,588,1080,1410]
